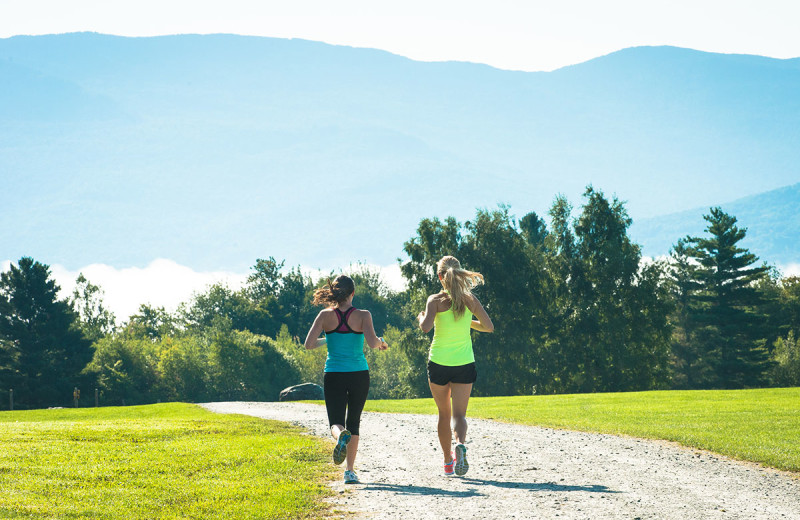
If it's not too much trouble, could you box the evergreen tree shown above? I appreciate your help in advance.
[0,257,93,408]
[685,208,772,388]
[667,239,714,388]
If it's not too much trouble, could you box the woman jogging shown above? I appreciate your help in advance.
[304,274,388,484]
[417,256,494,476]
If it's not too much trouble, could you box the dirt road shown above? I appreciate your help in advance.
[202,401,800,520]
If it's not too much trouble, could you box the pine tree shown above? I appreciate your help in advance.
[0,257,93,408]
[685,208,771,388]
[667,239,714,388]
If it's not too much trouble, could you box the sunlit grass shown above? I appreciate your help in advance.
[365,387,800,473]
[0,403,335,519]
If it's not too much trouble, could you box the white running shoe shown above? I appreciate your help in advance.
[344,470,360,484]
[333,430,351,465]
[454,443,469,476]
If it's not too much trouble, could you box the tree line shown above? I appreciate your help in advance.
[2,187,799,409]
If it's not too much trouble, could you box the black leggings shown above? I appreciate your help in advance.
[323,370,370,436]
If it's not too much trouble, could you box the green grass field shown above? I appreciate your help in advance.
[0,403,335,519]
[366,387,800,473]
[1,389,797,519]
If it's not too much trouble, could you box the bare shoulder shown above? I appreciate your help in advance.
[427,292,451,312]
[427,291,447,303]
[350,308,371,333]
[318,308,335,318]
[355,308,372,320]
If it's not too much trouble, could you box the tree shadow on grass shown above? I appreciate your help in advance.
[360,482,485,497]
[460,477,619,494]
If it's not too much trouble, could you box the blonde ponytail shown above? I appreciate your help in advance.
[437,256,484,320]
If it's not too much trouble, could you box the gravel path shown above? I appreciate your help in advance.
[201,401,800,520]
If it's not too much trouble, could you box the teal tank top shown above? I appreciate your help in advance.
[324,307,369,373]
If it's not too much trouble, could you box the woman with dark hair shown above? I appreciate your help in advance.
[417,256,494,476]
[304,274,388,484]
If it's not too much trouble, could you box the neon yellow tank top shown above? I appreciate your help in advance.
[429,306,474,366]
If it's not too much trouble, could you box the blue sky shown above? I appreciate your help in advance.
[2,0,800,71]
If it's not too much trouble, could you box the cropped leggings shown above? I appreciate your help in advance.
[323,370,370,436]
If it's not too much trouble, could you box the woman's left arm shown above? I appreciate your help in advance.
[468,294,494,333]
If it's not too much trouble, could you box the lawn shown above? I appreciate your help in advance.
[0,403,335,519]
[365,387,800,473]
[2,389,796,519]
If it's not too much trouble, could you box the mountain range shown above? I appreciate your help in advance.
[630,182,800,266]
[1,33,798,271]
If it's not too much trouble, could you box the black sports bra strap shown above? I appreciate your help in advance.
[329,306,357,333]
[340,307,356,332]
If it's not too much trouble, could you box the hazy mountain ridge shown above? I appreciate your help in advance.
[1,33,798,270]
[630,182,800,266]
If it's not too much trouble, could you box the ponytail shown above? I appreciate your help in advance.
[312,275,355,307]
[437,256,484,320]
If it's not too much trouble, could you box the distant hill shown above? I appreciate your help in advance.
[630,183,800,267]
[1,33,798,270]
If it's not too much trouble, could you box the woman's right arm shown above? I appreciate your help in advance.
[360,310,388,350]
[304,311,327,350]
[468,294,494,333]
[417,294,439,333]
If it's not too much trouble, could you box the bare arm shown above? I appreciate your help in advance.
[304,311,328,350]
[360,310,388,350]
[468,294,494,333]
[417,294,439,333]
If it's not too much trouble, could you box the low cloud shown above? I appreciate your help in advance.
[779,263,800,277]
[2,258,408,324]
[49,259,249,323]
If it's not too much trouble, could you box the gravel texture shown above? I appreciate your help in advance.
[201,401,800,520]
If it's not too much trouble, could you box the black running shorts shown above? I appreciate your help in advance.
[427,361,477,386]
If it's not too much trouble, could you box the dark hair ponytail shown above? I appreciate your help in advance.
[312,275,355,307]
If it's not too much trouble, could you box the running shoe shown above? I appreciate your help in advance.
[454,443,469,476]
[444,457,455,476]
[333,429,351,465]
[343,470,360,484]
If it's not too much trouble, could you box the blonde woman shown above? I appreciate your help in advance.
[417,256,494,476]
[305,275,388,484]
